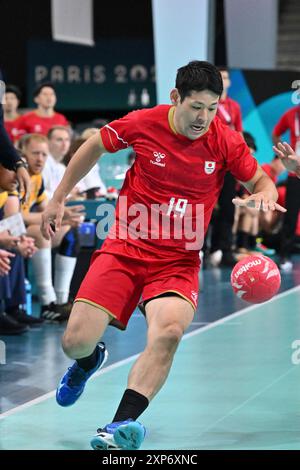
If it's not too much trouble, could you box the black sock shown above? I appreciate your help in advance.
[113,388,149,422]
[77,347,99,372]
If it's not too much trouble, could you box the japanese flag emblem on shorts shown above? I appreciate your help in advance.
[204,161,216,174]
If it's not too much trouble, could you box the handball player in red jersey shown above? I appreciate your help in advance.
[41,61,286,450]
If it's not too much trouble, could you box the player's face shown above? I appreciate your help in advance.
[171,89,219,140]
[25,141,49,175]
[35,87,57,110]
[49,130,71,161]
[0,165,17,191]
[3,92,19,113]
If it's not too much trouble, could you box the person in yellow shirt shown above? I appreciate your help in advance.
[0,163,39,334]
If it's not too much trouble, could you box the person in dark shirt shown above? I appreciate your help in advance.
[0,72,30,199]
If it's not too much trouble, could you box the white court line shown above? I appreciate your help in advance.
[183,284,300,341]
[200,366,296,436]
[1,285,299,420]
[0,354,140,420]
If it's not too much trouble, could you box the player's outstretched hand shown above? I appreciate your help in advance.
[232,192,286,212]
[273,142,300,178]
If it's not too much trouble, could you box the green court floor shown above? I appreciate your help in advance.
[1,286,300,450]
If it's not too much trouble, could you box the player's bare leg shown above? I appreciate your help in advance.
[56,302,111,407]
[91,295,194,450]
[62,301,110,358]
[128,295,194,399]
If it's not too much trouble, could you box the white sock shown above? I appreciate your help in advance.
[54,254,77,304]
[31,248,57,305]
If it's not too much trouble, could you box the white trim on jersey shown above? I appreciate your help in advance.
[105,125,129,148]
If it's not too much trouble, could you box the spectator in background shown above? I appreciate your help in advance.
[209,67,243,267]
[261,155,286,184]
[273,104,300,270]
[0,70,30,199]
[43,126,72,200]
[3,84,25,143]
[275,142,300,177]
[0,163,40,335]
[17,83,68,136]
[216,67,243,132]
[64,129,107,199]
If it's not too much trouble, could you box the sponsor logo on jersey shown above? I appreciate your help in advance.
[150,151,166,167]
[204,161,216,174]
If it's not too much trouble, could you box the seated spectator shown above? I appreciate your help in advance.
[64,132,107,199]
[16,83,68,136]
[0,249,14,276]
[43,126,72,200]
[0,163,40,335]
[18,134,84,321]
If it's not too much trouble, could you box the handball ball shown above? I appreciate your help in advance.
[231,254,281,304]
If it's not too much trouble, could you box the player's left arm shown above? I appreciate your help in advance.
[232,165,286,212]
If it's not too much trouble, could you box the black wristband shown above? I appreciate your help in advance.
[14,159,29,171]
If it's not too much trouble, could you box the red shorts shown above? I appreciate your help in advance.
[75,239,200,330]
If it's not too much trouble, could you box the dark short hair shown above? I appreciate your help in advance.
[243,131,257,152]
[33,82,56,98]
[175,61,223,101]
[5,84,22,101]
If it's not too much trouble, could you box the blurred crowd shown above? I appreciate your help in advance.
[0,82,111,335]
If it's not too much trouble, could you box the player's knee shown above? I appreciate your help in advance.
[165,322,184,343]
[155,322,184,350]
[62,331,89,358]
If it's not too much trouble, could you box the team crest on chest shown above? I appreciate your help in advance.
[204,161,216,174]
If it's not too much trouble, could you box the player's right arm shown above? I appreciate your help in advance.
[41,132,106,239]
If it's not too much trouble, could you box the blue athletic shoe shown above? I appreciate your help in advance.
[90,419,146,450]
[56,342,108,407]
